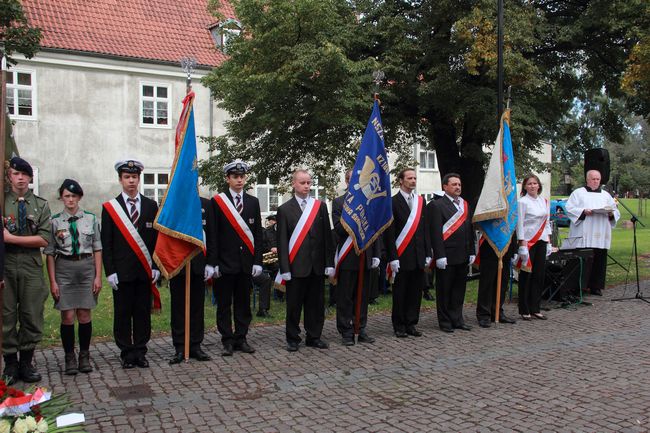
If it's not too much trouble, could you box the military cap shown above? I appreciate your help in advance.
[223,159,250,175]
[59,178,84,197]
[9,157,33,177]
[114,158,144,174]
[266,214,277,221]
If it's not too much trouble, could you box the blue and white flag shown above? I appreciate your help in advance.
[341,100,393,253]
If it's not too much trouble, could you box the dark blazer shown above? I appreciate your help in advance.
[429,195,474,265]
[101,193,159,282]
[384,192,430,271]
[331,194,382,270]
[277,197,334,278]
[212,191,263,274]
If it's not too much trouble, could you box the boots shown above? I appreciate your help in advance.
[64,352,78,375]
[78,351,93,373]
[18,350,41,383]
[3,353,19,385]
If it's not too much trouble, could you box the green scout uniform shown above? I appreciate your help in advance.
[3,189,51,354]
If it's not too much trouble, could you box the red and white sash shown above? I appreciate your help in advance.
[333,236,354,280]
[443,200,469,240]
[213,193,255,255]
[516,216,547,272]
[387,195,423,282]
[274,198,321,286]
[103,199,161,311]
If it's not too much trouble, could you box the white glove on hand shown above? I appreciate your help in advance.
[371,257,380,269]
[546,243,553,257]
[436,257,448,270]
[469,255,476,266]
[389,260,400,275]
[424,257,432,268]
[151,270,161,284]
[204,265,214,281]
[517,246,529,263]
[252,265,263,277]
[281,272,292,281]
[107,273,119,290]
[213,266,221,279]
[511,253,519,266]
[324,267,335,277]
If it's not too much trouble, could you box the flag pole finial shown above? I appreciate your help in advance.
[372,70,385,103]
[180,57,197,94]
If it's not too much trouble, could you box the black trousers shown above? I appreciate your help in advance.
[169,272,205,352]
[391,269,424,333]
[285,273,325,344]
[214,273,252,345]
[476,242,510,322]
[252,271,272,312]
[435,263,468,329]
[336,269,369,338]
[586,248,608,292]
[113,280,151,361]
[518,240,547,315]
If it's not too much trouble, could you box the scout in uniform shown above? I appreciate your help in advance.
[2,157,51,384]
[44,179,102,375]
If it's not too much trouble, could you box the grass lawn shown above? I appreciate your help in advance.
[39,199,650,349]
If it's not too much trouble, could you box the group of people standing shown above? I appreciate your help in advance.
[0,154,619,382]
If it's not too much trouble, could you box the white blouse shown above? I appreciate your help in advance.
[516,194,551,243]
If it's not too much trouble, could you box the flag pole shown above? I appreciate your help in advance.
[495,259,503,323]
[0,55,6,373]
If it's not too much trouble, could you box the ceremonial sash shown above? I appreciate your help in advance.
[213,193,255,255]
[103,199,161,311]
[333,236,354,280]
[275,199,321,286]
[387,195,423,282]
[516,216,548,273]
[473,236,486,268]
[442,200,469,240]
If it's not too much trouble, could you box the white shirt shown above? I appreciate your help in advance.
[229,188,243,204]
[121,192,141,216]
[564,187,620,249]
[516,194,551,242]
[399,189,414,208]
[294,195,313,211]
[445,193,463,212]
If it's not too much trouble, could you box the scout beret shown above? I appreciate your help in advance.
[59,178,84,197]
[9,157,33,177]
[114,159,144,174]
[223,159,250,175]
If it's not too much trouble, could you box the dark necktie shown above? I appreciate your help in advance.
[68,215,80,255]
[17,197,27,234]
[453,198,460,210]
[127,197,139,225]
[235,194,243,214]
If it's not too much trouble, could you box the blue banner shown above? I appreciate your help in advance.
[341,100,393,253]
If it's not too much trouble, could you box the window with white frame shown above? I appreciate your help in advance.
[255,178,282,214]
[210,20,242,52]
[141,171,169,205]
[419,150,437,171]
[309,179,326,200]
[6,69,35,119]
[140,83,170,127]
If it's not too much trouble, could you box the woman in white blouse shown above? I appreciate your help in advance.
[516,174,552,320]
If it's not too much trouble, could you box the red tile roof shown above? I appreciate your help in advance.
[22,0,236,67]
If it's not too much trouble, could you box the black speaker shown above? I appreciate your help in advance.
[584,148,610,185]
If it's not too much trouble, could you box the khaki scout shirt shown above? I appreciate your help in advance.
[44,208,102,256]
[3,189,51,255]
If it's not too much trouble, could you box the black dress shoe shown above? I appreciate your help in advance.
[190,348,211,361]
[286,342,299,352]
[440,327,454,333]
[3,362,19,385]
[135,356,149,368]
[305,339,329,349]
[406,327,422,337]
[342,338,355,346]
[234,341,256,354]
[222,343,234,356]
[499,315,516,324]
[121,358,136,369]
[357,334,375,344]
[479,320,491,328]
[394,330,408,338]
[422,290,434,301]
[590,289,603,296]
[169,352,184,365]
[454,324,472,331]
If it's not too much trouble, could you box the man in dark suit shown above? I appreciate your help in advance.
[429,173,475,333]
[277,169,334,352]
[331,170,381,346]
[168,197,217,364]
[101,159,159,369]
[385,168,431,338]
[212,160,263,356]
[254,214,277,317]
[475,235,517,327]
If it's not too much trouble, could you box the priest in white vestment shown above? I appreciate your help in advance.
[565,170,620,295]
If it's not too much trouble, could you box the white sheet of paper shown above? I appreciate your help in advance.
[56,413,85,427]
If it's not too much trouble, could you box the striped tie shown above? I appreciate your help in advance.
[235,194,243,214]
[127,197,139,225]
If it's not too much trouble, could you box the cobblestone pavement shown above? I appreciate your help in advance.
[35,282,650,432]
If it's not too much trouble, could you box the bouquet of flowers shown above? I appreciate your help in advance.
[0,380,84,433]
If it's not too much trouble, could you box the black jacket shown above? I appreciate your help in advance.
[429,195,474,265]
[384,192,430,271]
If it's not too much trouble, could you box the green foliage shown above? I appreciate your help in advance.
[0,0,42,64]
[608,117,650,195]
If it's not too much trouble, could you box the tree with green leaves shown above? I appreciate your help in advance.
[0,0,42,64]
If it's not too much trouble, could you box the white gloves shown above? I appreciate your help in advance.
[252,265,263,277]
[213,266,221,279]
[151,270,161,284]
[107,273,119,290]
[281,272,292,281]
[424,257,432,268]
[546,243,553,257]
[389,260,400,275]
[517,246,529,264]
[436,257,448,270]
[511,254,519,266]
[371,257,380,269]
[204,265,214,281]
[324,267,335,277]
[469,255,476,266]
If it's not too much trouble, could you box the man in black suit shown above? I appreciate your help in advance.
[475,235,517,327]
[331,170,381,346]
[212,160,263,356]
[254,214,277,317]
[385,168,431,338]
[101,159,159,369]
[429,173,475,333]
[168,197,217,364]
[277,169,334,352]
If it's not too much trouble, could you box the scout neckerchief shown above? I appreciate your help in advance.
[213,192,255,255]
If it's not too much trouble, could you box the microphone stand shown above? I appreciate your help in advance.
[611,198,648,303]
